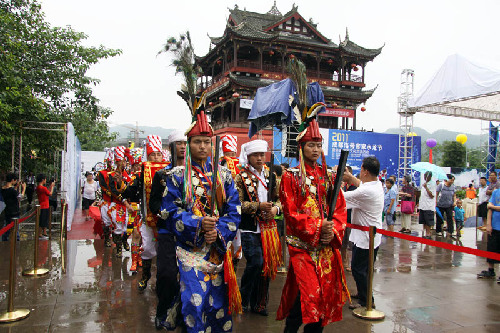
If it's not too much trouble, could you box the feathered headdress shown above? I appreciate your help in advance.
[159,31,212,137]
[287,59,325,142]
[287,59,327,191]
[160,31,213,204]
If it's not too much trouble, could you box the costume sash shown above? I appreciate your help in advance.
[240,168,282,280]
[142,162,169,229]
[221,156,240,178]
[126,202,141,235]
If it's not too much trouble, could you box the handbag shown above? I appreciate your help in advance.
[401,200,415,214]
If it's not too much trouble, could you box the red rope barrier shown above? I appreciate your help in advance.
[346,222,500,262]
[0,211,36,237]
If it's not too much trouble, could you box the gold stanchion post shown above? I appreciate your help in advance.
[48,206,53,240]
[0,218,30,322]
[60,200,67,274]
[60,199,66,244]
[22,205,49,277]
[475,202,478,243]
[353,226,385,320]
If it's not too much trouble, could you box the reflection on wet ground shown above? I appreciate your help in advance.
[0,227,499,332]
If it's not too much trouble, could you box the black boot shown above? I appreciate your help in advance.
[138,259,152,292]
[103,226,112,247]
[122,234,130,251]
[113,234,122,257]
[303,321,323,333]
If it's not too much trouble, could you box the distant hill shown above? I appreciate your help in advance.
[383,127,482,148]
[109,124,174,146]
[108,124,485,148]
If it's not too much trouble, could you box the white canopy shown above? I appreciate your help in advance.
[408,54,500,120]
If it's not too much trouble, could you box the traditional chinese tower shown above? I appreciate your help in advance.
[195,3,382,145]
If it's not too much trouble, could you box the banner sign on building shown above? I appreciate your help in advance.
[240,98,254,110]
[273,128,421,184]
[320,108,355,118]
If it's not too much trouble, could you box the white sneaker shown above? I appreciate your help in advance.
[39,235,48,240]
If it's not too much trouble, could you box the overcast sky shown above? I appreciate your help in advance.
[41,0,500,136]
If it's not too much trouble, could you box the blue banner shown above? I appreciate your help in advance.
[273,128,421,184]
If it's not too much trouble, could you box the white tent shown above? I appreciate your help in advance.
[408,54,500,120]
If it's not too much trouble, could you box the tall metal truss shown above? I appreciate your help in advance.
[397,69,415,185]
[480,120,499,173]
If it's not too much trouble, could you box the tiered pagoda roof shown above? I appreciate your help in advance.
[202,4,382,59]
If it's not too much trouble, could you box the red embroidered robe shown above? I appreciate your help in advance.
[277,163,348,326]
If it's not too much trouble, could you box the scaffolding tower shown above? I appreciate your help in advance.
[480,120,499,174]
[272,124,301,166]
[398,69,415,185]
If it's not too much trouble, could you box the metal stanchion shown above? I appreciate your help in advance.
[22,205,49,276]
[60,199,66,244]
[48,206,53,240]
[475,202,478,243]
[60,200,67,274]
[353,226,385,320]
[0,218,30,322]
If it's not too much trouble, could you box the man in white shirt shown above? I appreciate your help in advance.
[478,176,489,228]
[343,156,384,310]
[419,171,436,238]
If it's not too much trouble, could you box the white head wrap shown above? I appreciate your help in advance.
[238,140,268,166]
[167,130,187,145]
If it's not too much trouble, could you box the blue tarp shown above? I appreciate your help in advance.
[248,79,325,138]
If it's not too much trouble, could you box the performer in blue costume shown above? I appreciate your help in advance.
[160,94,242,332]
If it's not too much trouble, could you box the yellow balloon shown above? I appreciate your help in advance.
[456,134,467,145]
[406,132,417,137]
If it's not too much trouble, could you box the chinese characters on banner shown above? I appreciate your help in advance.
[273,128,421,184]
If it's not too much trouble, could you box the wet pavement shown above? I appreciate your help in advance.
[0,224,499,332]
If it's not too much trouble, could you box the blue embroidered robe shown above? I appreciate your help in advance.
[161,160,241,332]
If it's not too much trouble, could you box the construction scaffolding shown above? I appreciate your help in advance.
[274,123,301,166]
[397,69,415,185]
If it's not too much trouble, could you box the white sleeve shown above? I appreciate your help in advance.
[343,187,366,210]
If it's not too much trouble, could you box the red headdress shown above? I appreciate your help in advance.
[221,135,238,153]
[184,92,213,137]
[146,135,163,155]
[114,146,126,161]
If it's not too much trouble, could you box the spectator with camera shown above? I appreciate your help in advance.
[36,174,55,239]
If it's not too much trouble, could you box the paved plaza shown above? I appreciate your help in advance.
[0,216,499,332]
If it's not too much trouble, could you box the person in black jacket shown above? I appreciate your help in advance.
[1,173,26,241]
[235,140,281,316]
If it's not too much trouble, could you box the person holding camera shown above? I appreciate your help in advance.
[36,174,55,239]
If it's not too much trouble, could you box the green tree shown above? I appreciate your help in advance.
[0,0,121,172]
[441,141,466,167]
[467,148,485,169]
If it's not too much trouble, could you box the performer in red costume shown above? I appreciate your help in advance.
[220,134,240,178]
[98,147,115,247]
[277,109,349,331]
[107,146,132,257]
